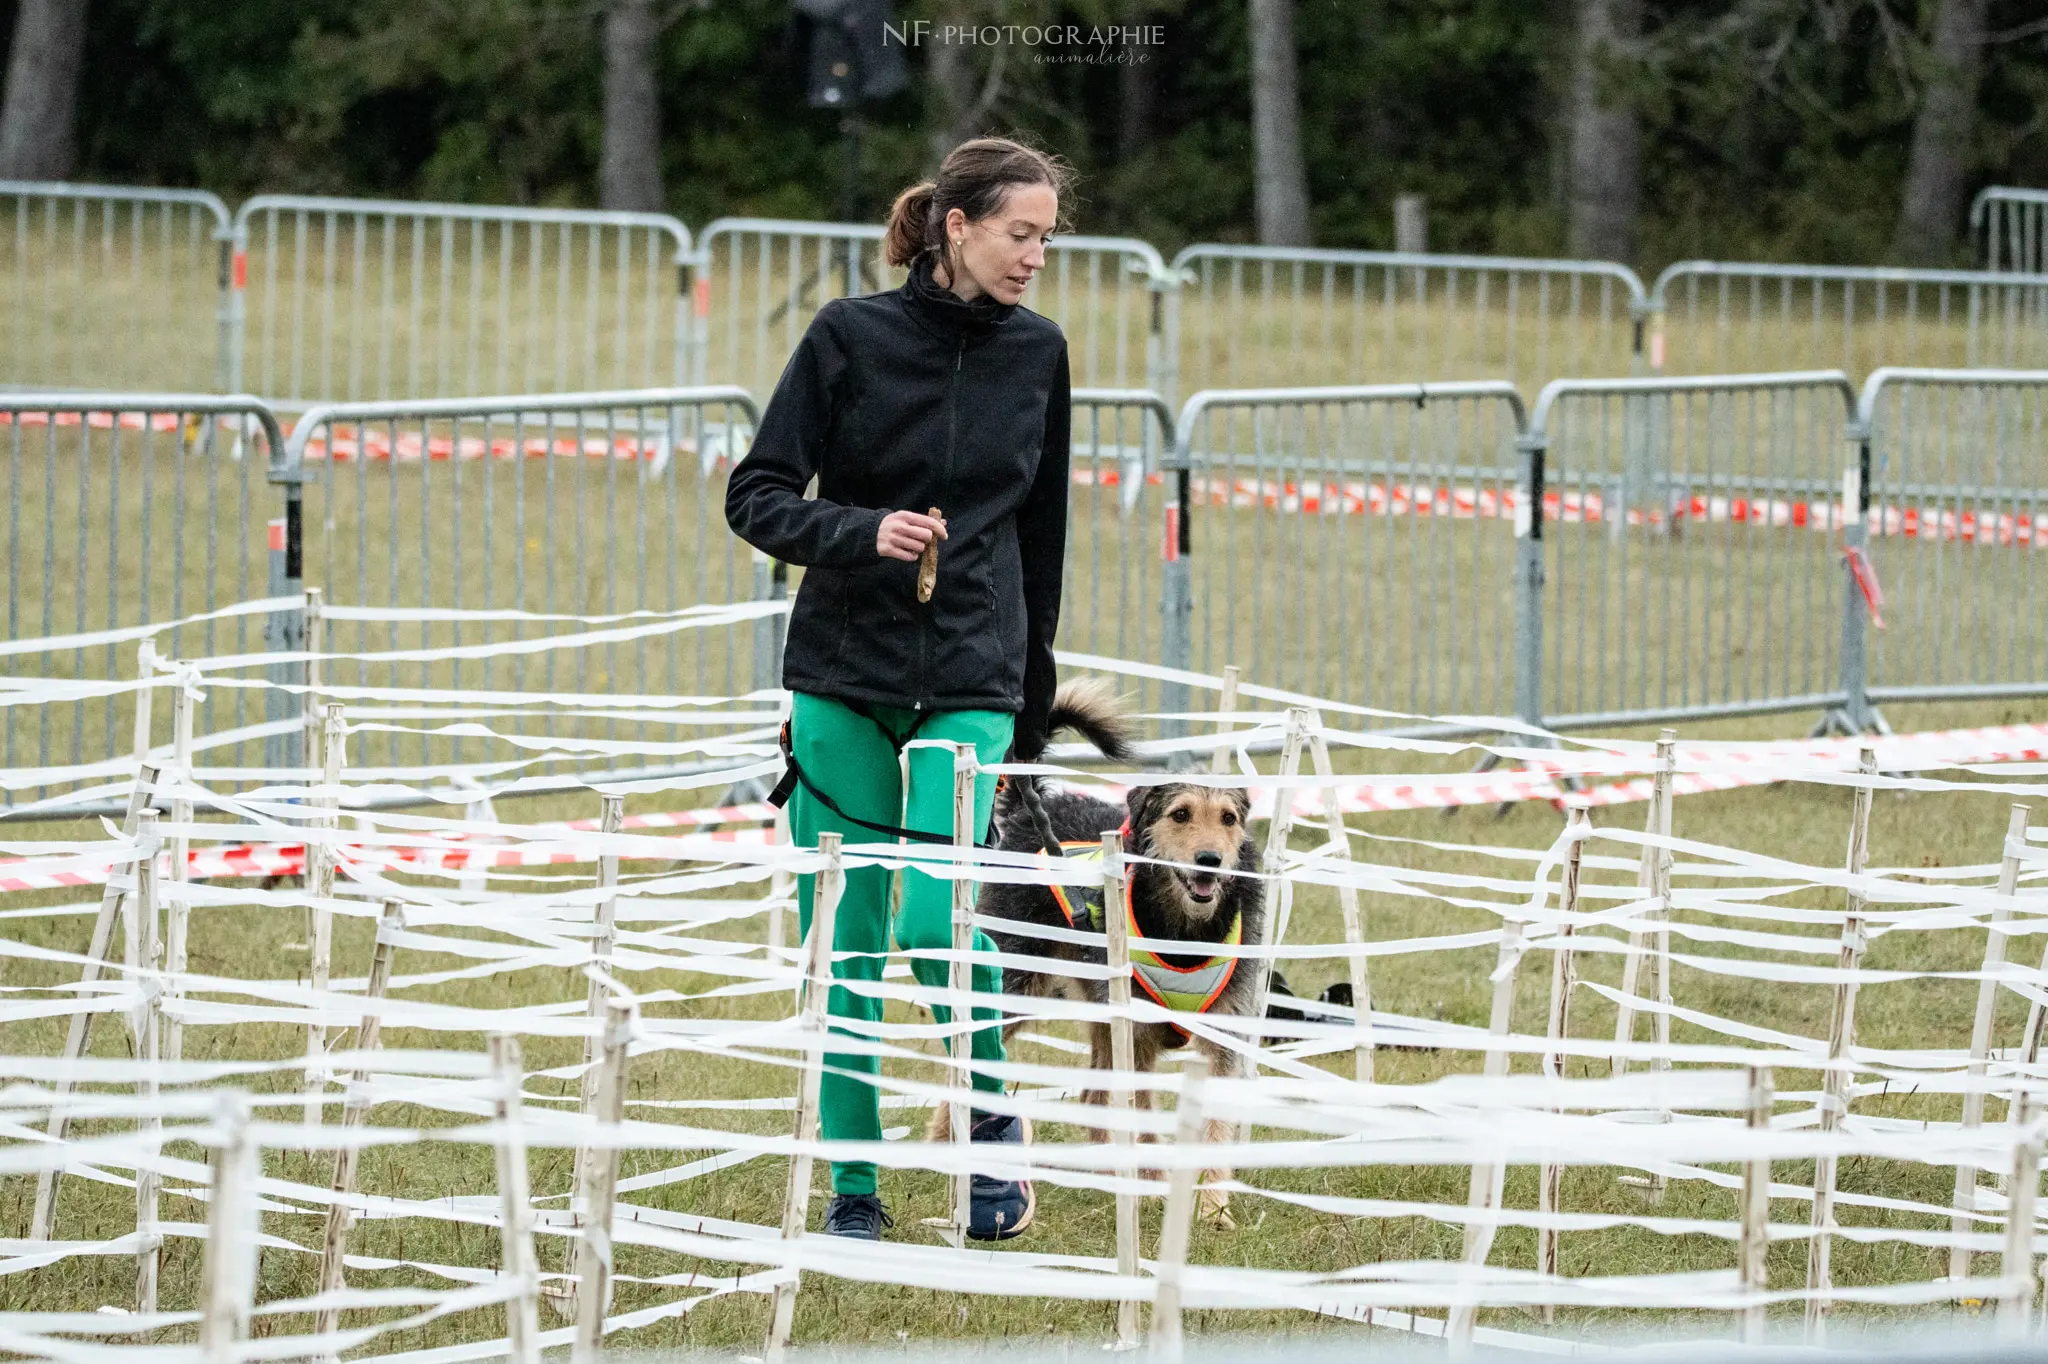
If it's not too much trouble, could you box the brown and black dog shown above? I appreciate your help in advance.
[936,678,1264,1226]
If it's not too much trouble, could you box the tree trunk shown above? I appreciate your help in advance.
[0,0,89,181]
[600,0,664,213]
[1566,0,1642,262]
[1248,0,1311,247]
[1117,0,1155,160]
[1894,0,1986,266]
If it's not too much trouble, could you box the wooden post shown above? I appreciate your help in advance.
[305,703,345,1129]
[1537,807,1589,1322]
[1104,828,1142,1351]
[1954,803,2032,1282]
[1448,906,1527,1348]
[571,999,632,1364]
[303,586,324,761]
[1209,664,1241,776]
[1737,1066,1773,1344]
[490,1034,543,1364]
[132,639,157,765]
[31,763,160,1240]
[768,794,793,989]
[764,832,843,1363]
[1305,710,1372,1082]
[196,1093,258,1364]
[1147,1054,1210,1363]
[947,743,978,1247]
[314,897,402,1346]
[583,794,626,1111]
[166,675,195,1064]
[1612,730,1675,1080]
[1244,707,1308,1055]
[1804,743,1877,1341]
[131,810,163,1319]
[2002,1093,2040,1339]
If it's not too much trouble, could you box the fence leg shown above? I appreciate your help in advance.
[166,676,195,1064]
[31,763,159,1241]
[1104,828,1142,1351]
[1738,1066,1774,1344]
[1537,808,1588,1324]
[2002,1094,2040,1339]
[1305,711,1371,1082]
[1245,708,1308,1028]
[1147,1055,1210,1363]
[946,744,979,1246]
[1158,466,1194,767]
[764,832,843,1363]
[305,704,345,1131]
[1955,803,2032,1282]
[132,810,163,1320]
[196,1094,258,1364]
[1612,731,1675,1086]
[1804,744,1877,1342]
[1208,664,1240,777]
[1448,909,1527,1351]
[571,999,632,1364]
[314,897,402,1351]
[490,1035,543,1364]
[582,794,626,1112]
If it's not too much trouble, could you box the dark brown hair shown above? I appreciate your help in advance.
[882,136,1074,271]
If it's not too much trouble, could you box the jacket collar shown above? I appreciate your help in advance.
[902,250,1017,341]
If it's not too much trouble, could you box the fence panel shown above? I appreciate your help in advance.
[0,183,230,392]
[0,395,285,814]
[1525,373,1858,730]
[1858,369,2048,708]
[1166,246,1646,400]
[689,218,1168,397]
[1060,390,1174,727]
[282,388,760,777]
[231,197,691,405]
[1167,382,1527,725]
[1972,187,2048,273]
[1650,262,2048,380]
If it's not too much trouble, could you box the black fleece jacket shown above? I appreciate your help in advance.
[723,252,1072,756]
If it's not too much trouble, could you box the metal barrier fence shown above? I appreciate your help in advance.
[686,218,1174,397]
[1165,246,1648,399]
[0,394,286,809]
[1649,262,2048,379]
[1973,186,2048,273]
[1857,368,2048,711]
[228,197,693,404]
[279,387,760,774]
[0,182,231,392]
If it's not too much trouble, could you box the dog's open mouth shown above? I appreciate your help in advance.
[1177,868,1221,904]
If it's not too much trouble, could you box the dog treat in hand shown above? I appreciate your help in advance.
[916,506,943,602]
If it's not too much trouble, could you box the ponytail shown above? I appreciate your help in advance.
[883,181,939,268]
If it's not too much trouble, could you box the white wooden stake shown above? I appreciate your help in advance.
[1537,808,1588,1322]
[571,998,632,1364]
[1148,1054,1210,1363]
[132,639,157,764]
[196,1093,258,1364]
[490,1034,543,1364]
[764,832,843,1363]
[948,744,978,1247]
[1305,709,1372,1082]
[2002,1093,2040,1339]
[1954,803,2032,1282]
[1612,730,1675,1080]
[1804,743,1877,1341]
[305,703,345,1129]
[303,586,324,761]
[768,793,793,992]
[583,793,626,1110]
[32,763,159,1240]
[1243,706,1309,1106]
[314,897,402,1348]
[1738,1066,1774,1345]
[1448,906,1527,1349]
[166,674,195,1064]
[1209,664,1240,776]
[1104,827,1142,1351]
[132,810,163,1319]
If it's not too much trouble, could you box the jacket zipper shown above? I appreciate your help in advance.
[918,337,965,711]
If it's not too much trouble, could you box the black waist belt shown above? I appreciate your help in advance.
[767,700,996,849]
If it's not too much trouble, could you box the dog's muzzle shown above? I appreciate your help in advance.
[1181,851,1225,904]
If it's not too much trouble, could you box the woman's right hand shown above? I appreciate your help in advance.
[877,509,947,561]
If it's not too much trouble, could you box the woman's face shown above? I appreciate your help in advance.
[941,182,1057,306]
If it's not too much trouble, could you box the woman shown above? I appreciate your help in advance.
[725,137,1073,1243]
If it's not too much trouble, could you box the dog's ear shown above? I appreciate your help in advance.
[1228,783,1252,824]
[1124,782,1160,847]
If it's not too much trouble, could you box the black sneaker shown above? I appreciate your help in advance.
[822,1192,892,1241]
[966,1110,1036,1241]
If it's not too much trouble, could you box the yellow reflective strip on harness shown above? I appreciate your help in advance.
[1047,842,1105,928]
[1129,896,1241,1017]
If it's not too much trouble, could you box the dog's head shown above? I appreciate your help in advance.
[1126,780,1251,920]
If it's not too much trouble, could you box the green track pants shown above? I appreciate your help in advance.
[788,691,1015,1196]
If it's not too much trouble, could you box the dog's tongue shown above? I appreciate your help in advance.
[1188,872,1218,898]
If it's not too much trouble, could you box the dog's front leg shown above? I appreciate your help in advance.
[1191,1036,1243,1230]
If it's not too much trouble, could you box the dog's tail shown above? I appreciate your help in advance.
[1023,676,1137,763]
